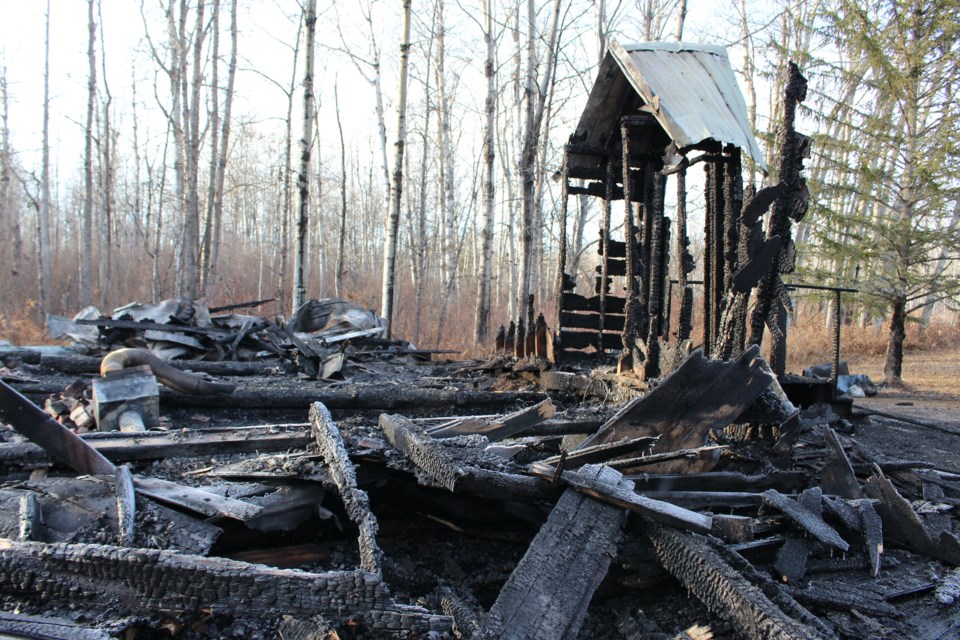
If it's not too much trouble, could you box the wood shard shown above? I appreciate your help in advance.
[475,465,626,640]
[576,346,772,473]
[762,489,850,551]
[381,413,465,491]
[310,402,383,574]
[429,399,556,440]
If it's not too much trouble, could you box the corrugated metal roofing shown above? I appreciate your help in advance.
[573,40,766,172]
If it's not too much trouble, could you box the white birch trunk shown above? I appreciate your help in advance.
[293,0,317,312]
[379,0,412,338]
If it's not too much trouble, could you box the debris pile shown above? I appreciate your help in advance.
[1,343,959,639]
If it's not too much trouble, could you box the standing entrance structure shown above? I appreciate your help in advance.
[554,42,808,379]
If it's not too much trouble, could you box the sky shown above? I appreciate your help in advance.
[0,0,762,190]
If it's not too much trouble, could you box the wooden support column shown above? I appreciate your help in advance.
[675,163,694,344]
[620,121,641,372]
[554,152,569,350]
[598,157,614,356]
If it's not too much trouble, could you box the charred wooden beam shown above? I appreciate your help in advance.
[153,386,546,410]
[381,413,465,491]
[310,402,382,574]
[132,476,262,521]
[428,400,556,441]
[438,586,483,639]
[0,424,312,468]
[0,612,112,640]
[540,436,657,469]
[628,471,805,493]
[527,464,713,534]
[474,465,627,640]
[0,539,451,634]
[644,522,835,640]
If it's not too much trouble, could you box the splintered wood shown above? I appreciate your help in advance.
[475,465,627,640]
[576,346,774,473]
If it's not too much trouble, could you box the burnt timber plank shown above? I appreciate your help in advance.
[474,465,626,640]
[868,467,960,565]
[132,476,263,521]
[560,311,625,332]
[859,500,884,577]
[576,346,773,473]
[644,522,835,640]
[381,414,465,491]
[428,400,556,440]
[562,292,625,314]
[820,427,861,499]
[526,464,713,533]
[628,471,805,493]
[559,330,623,351]
[0,539,451,634]
[774,538,812,583]
[0,612,113,640]
[154,386,546,410]
[761,490,849,551]
[310,402,383,574]
[0,425,313,467]
[540,436,657,468]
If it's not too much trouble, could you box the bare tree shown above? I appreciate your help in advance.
[474,0,498,343]
[80,0,97,307]
[293,0,318,313]
[516,0,561,315]
[380,0,412,338]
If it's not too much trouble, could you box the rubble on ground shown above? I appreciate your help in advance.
[1,331,960,639]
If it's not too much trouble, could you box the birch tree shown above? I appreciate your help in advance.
[380,0,412,338]
[80,0,97,307]
[293,0,317,312]
[474,0,498,343]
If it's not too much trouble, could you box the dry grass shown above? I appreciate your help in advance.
[0,299,55,346]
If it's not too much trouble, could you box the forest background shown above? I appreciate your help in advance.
[0,0,957,385]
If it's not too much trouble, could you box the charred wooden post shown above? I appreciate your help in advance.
[620,121,641,372]
[748,62,809,376]
[525,295,536,356]
[310,402,382,574]
[598,157,615,356]
[514,319,525,358]
[534,314,548,358]
[642,170,667,380]
[675,164,694,344]
[644,522,834,640]
[0,539,451,634]
[554,152,569,346]
[474,465,627,640]
[505,321,516,354]
[495,325,506,352]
